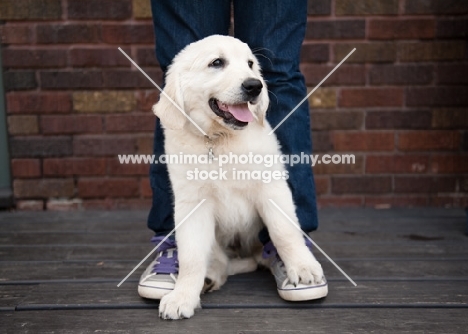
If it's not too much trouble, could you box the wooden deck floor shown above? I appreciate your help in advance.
[1,208,467,333]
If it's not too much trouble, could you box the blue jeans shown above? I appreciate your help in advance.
[148,0,319,243]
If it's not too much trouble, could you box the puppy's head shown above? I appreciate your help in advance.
[153,35,269,132]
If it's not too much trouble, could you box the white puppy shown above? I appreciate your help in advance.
[153,35,323,319]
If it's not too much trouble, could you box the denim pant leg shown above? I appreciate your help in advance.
[233,0,319,242]
[147,0,231,234]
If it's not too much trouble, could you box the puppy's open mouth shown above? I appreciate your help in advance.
[209,98,253,128]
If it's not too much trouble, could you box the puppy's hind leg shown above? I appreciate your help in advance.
[228,258,258,275]
[203,242,229,293]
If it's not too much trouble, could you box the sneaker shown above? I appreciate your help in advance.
[262,239,328,301]
[138,236,178,300]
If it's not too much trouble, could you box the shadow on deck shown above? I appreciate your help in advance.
[1,208,467,333]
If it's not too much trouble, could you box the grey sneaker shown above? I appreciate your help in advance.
[138,236,178,300]
[263,240,328,301]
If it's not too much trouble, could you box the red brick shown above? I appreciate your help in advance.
[102,69,163,88]
[333,132,394,152]
[140,178,152,198]
[334,43,396,63]
[431,155,468,174]
[136,91,160,112]
[317,196,363,208]
[3,71,37,91]
[70,48,131,67]
[0,0,62,20]
[7,92,72,114]
[43,158,106,176]
[340,88,403,107]
[301,64,365,87]
[2,49,67,69]
[41,115,103,135]
[14,179,75,199]
[437,64,468,85]
[332,176,392,194]
[364,196,428,208]
[11,159,41,178]
[398,131,461,151]
[78,178,139,198]
[101,24,154,44]
[437,19,468,39]
[0,24,32,44]
[366,111,432,130]
[336,0,398,15]
[407,87,468,107]
[405,0,468,15]
[314,155,363,174]
[136,47,160,67]
[369,65,433,85]
[8,115,39,135]
[306,20,365,39]
[108,157,149,176]
[46,199,82,211]
[136,136,153,154]
[312,132,333,152]
[394,177,457,193]
[432,109,468,129]
[10,137,73,158]
[82,198,151,210]
[307,0,331,16]
[106,114,155,133]
[73,135,137,156]
[16,200,44,211]
[68,0,131,20]
[36,24,101,44]
[461,177,468,192]
[369,19,435,40]
[40,71,103,89]
[399,42,466,62]
[366,155,429,174]
[300,43,329,63]
[311,111,363,130]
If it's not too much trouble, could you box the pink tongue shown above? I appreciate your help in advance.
[227,103,253,122]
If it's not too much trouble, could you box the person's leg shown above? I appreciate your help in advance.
[147,0,232,235]
[233,0,319,243]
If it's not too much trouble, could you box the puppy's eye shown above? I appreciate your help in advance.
[248,60,254,69]
[209,58,225,68]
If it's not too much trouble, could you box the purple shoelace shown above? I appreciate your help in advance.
[262,238,313,260]
[150,236,178,274]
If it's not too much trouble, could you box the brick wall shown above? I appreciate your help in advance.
[1,0,467,211]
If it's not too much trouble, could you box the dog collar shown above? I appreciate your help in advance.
[205,135,215,163]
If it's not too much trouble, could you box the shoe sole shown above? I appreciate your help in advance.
[278,283,328,301]
[138,284,174,300]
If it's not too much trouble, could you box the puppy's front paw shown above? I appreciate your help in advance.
[159,291,200,320]
[285,250,324,286]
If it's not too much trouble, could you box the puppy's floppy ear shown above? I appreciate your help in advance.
[255,80,270,126]
[152,67,187,130]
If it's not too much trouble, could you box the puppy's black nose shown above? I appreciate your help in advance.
[242,78,263,98]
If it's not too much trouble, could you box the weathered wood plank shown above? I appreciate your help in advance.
[1,260,468,283]
[1,240,467,261]
[1,226,465,246]
[0,286,33,310]
[2,309,468,333]
[15,277,468,308]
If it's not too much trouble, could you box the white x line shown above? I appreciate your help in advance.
[117,199,206,287]
[268,48,356,135]
[118,47,208,136]
[268,199,357,286]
